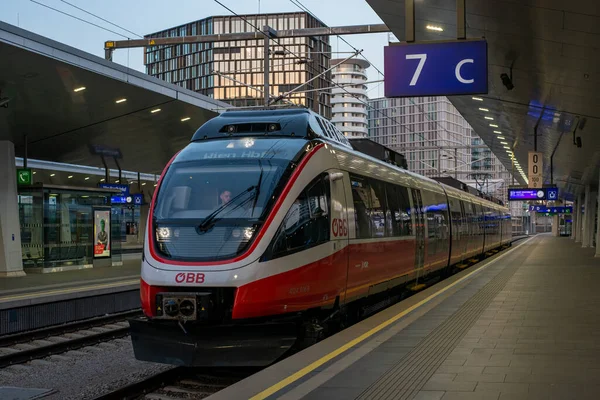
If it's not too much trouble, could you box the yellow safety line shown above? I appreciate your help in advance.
[249,236,535,400]
[0,279,139,302]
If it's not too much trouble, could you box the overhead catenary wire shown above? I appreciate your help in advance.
[58,0,143,38]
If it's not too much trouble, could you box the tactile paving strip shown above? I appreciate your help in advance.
[356,257,522,400]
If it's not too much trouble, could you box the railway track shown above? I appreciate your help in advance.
[0,309,141,368]
[93,366,258,400]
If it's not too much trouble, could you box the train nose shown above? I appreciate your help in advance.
[164,299,179,317]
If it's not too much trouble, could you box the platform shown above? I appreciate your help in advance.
[209,234,600,400]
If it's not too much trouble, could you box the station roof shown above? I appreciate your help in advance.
[0,22,231,175]
[367,0,600,200]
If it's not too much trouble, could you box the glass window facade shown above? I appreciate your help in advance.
[144,12,332,118]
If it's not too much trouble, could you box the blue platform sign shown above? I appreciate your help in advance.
[508,187,558,201]
[110,193,143,205]
[99,183,129,196]
[529,205,573,214]
[384,39,488,97]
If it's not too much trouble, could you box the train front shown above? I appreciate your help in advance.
[130,114,313,367]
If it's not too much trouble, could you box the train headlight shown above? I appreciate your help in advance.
[156,227,172,241]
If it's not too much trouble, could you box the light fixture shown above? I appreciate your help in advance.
[116,98,127,104]
[142,182,147,186]
[493,130,501,134]
[500,141,508,145]
[181,117,191,122]
[115,180,120,183]
[472,97,483,101]
[485,116,494,120]
[100,178,105,182]
[503,146,510,149]
[74,87,86,92]
[426,25,443,32]
[33,171,36,175]
[151,108,161,113]
[497,136,505,139]
[68,175,73,179]
[479,108,489,112]
[490,124,498,127]
[50,173,56,177]
[85,177,90,180]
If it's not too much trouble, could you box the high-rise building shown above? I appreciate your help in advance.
[331,58,369,137]
[144,13,332,117]
[367,96,513,203]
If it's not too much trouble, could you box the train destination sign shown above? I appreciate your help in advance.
[384,39,488,97]
[508,187,558,201]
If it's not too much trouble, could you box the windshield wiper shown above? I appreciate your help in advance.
[197,185,257,232]
[251,159,264,218]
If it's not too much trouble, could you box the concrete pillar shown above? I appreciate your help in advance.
[571,198,577,239]
[583,186,594,248]
[0,141,25,277]
[575,194,583,242]
[552,214,559,237]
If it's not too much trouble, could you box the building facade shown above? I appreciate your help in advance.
[331,58,370,137]
[367,96,512,204]
[144,13,332,117]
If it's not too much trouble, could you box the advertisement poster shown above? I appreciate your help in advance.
[94,209,111,258]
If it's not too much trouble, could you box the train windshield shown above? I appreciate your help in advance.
[152,138,306,261]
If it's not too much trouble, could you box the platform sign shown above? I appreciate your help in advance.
[110,193,143,205]
[529,205,572,214]
[93,209,111,258]
[99,183,129,196]
[16,168,32,185]
[508,187,557,201]
[528,151,543,188]
[384,39,488,97]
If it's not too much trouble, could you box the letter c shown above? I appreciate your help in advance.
[455,59,474,84]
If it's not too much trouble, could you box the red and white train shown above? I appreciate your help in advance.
[130,108,511,367]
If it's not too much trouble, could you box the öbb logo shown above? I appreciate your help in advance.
[175,272,205,284]
[332,218,348,237]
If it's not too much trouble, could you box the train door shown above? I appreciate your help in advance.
[411,188,425,272]
[459,200,469,259]
[328,170,350,305]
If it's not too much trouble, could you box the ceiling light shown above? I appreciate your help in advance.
[73,87,86,92]
[115,180,120,183]
[497,136,505,139]
[85,177,90,180]
[490,124,498,127]
[181,117,191,122]
[142,182,147,186]
[479,108,489,112]
[68,175,73,179]
[472,97,483,101]
[426,25,443,32]
[32,171,36,174]
[100,178,105,182]
[503,146,510,149]
[151,108,161,113]
[154,184,158,187]
[485,116,494,120]
[493,130,501,134]
[50,173,56,177]
[500,141,508,145]
[116,98,127,103]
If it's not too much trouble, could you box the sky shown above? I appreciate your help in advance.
[3,0,390,98]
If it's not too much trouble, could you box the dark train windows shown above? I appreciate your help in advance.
[268,173,330,259]
[350,173,412,239]
[350,175,372,239]
[368,180,387,238]
[425,193,449,256]
[385,183,412,236]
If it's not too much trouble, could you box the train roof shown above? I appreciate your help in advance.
[190,107,508,212]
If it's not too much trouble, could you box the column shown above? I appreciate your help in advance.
[589,191,598,247]
[552,214,559,237]
[575,194,583,243]
[571,198,577,239]
[596,182,600,256]
[583,185,592,247]
[0,141,25,277]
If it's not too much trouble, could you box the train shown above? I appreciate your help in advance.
[130,107,511,367]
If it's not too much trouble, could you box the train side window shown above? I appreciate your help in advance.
[269,174,331,259]
[350,174,372,239]
[368,179,387,238]
[385,183,412,236]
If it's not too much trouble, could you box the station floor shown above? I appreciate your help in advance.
[0,258,140,307]
[209,234,600,400]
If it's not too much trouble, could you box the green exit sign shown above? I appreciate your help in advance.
[17,168,32,185]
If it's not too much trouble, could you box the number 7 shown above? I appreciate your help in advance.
[406,54,427,86]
